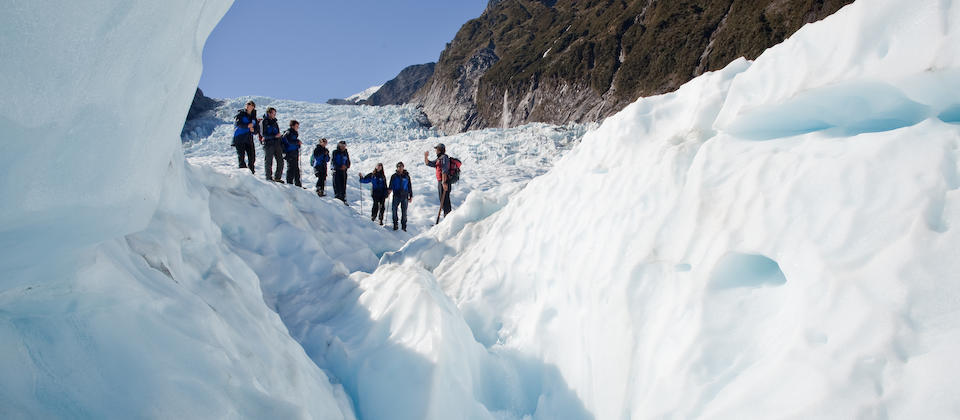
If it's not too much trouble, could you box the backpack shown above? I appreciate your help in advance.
[281,130,299,153]
[447,157,462,184]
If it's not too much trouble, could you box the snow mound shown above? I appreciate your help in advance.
[355,0,960,418]
[347,85,383,102]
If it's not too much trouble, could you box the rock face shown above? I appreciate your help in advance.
[413,0,855,134]
[325,98,359,106]
[185,88,220,121]
[326,63,435,106]
[365,63,436,106]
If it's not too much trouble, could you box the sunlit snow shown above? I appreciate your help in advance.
[3,0,960,419]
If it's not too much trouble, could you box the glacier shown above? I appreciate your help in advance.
[3,0,960,418]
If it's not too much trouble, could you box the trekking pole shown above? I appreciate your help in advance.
[435,188,445,225]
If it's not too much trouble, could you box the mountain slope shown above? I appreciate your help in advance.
[415,0,854,133]
[365,63,436,106]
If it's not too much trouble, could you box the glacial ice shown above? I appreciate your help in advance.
[3,0,960,418]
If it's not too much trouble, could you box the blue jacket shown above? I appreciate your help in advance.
[331,149,350,171]
[260,117,281,144]
[310,145,330,169]
[281,129,300,154]
[360,171,388,193]
[234,109,258,137]
[389,171,413,200]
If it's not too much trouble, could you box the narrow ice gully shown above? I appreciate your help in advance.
[2,0,960,419]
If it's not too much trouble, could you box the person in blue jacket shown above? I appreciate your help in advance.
[359,163,388,225]
[388,161,413,231]
[331,141,351,203]
[260,107,283,182]
[281,120,302,187]
[310,138,330,196]
[232,100,259,173]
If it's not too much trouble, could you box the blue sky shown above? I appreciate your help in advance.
[200,0,487,103]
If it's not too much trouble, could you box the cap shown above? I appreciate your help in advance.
[434,143,446,151]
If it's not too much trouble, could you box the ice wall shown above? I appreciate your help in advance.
[0,2,356,418]
[0,1,228,271]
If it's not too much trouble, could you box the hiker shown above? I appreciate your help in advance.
[331,140,351,203]
[281,120,302,187]
[424,143,452,218]
[310,138,330,196]
[232,100,259,173]
[359,163,388,225]
[388,161,413,231]
[260,107,283,182]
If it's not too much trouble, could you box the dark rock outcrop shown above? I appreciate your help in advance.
[185,88,220,121]
[181,88,222,141]
[326,98,360,106]
[364,63,436,106]
[327,63,437,107]
[414,0,855,134]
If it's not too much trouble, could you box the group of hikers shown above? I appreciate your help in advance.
[231,101,459,231]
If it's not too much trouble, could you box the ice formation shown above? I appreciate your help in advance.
[3,0,960,418]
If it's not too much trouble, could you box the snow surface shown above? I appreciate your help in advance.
[182,97,587,235]
[177,98,588,418]
[373,0,960,418]
[4,0,960,418]
[346,85,383,102]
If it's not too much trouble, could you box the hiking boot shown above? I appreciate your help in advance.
[379,219,383,226]
[393,222,398,231]
[402,226,407,232]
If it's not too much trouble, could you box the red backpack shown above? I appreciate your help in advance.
[435,156,462,183]
[448,157,462,184]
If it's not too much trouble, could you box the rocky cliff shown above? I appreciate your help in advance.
[327,63,436,106]
[185,88,220,120]
[414,0,855,134]
[365,63,436,106]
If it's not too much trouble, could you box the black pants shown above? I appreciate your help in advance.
[392,196,408,228]
[438,181,451,215]
[371,193,386,222]
[333,170,348,201]
[263,142,283,180]
[315,169,327,194]
[285,155,301,187]
[234,134,255,172]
